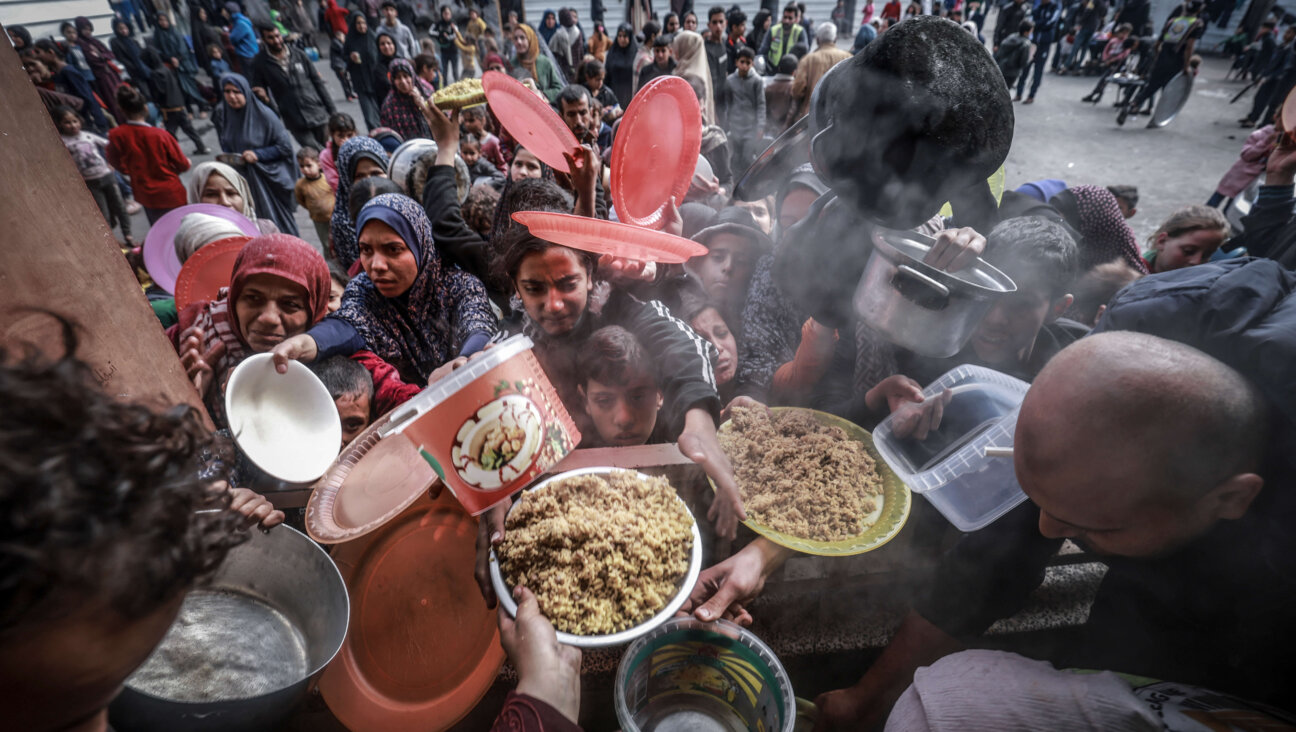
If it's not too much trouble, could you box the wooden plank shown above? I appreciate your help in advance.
[0,35,208,419]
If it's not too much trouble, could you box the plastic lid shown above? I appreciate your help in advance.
[609,76,702,229]
[872,364,1029,493]
[379,334,534,439]
[143,204,261,294]
[173,236,252,312]
[512,211,708,264]
[481,70,578,173]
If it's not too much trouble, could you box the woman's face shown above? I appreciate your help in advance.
[683,13,698,30]
[156,14,170,29]
[513,29,529,54]
[690,307,737,385]
[617,29,630,47]
[544,13,556,27]
[234,273,311,352]
[666,15,679,32]
[1153,228,1226,273]
[354,15,368,33]
[515,247,591,336]
[392,71,414,95]
[378,35,395,56]
[359,220,419,297]
[442,6,452,19]
[114,22,130,37]
[198,7,208,21]
[352,157,388,182]
[509,149,543,181]
[223,83,247,110]
[200,173,245,212]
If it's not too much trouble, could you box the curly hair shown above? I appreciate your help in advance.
[0,315,246,632]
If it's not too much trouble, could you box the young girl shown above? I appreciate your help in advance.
[1143,205,1231,273]
[207,43,231,77]
[56,106,133,246]
[321,112,358,191]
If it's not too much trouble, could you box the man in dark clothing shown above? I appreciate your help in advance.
[638,34,678,87]
[995,20,1034,92]
[1240,25,1296,127]
[27,40,110,133]
[1244,20,1278,81]
[143,49,211,155]
[1017,0,1060,102]
[705,6,730,125]
[993,0,1030,52]
[1118,1,1205,126]
[1113,0,1152,34]
[248,22,337,148]
[1065,0,1108,70]
[725,8,748,74]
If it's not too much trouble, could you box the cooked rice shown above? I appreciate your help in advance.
[719,407,884,542]
[497,471,694,635]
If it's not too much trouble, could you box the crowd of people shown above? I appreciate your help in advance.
[5,0,1296,730]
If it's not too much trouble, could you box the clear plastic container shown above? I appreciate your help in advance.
[873,365,1029,532]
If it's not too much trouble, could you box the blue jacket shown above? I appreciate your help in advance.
[229,12,259,58]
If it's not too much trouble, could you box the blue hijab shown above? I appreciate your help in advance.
[539,9,559,42]
[214,73,298,192]
[333,194,496,382]
[330,136,391,270]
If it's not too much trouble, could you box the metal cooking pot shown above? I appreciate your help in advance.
[732,115,810,202]
[854,229,1016,358]
[109,525,349,732]
[388,138,473,204]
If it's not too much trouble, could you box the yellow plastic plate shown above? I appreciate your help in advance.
[712,407,911,557]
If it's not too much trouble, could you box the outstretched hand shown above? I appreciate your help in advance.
[501,587,583,724]
[865,374,925,416]
[268,334,319,374]
[676,538,790,625]
[177,324,226,397]
[677,408,746,541]
[923,226,986,272]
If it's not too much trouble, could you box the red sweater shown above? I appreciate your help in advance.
[106,121,191,209]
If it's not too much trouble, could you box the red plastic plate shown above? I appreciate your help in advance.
[512,210,707,264]
[172,236,251,312]
[142,203,260,294]
[610,76,702,229]
[481,70,578,173]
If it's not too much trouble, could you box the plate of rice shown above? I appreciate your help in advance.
[714,406,910,556]
[489,467,703,648]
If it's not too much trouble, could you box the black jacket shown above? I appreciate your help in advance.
[994,0,1031,48]
[248,45,336,130]
[1233,184,1296,267]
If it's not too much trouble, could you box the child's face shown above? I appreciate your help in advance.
[1117,29,1130,39]
[654,45,672,66]
[581,371,662,447]
[62,26,78,44]
[210,45,224,59]
[335,390,372,449]
[462,114,485,135]
[737,56,752,75]
[586,72,604,91]
[689,307,737,385]
[1152,228,1226,273]
[970,285,1060,368]
[57,112,81,136]
[300,157,321,179]
[331,128,356,150]
[329,277,345,312]
[460,141,481,165]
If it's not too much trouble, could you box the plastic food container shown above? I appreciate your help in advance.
[872,365,1029,532]
[379,334,580,515]
[615,618,796,732]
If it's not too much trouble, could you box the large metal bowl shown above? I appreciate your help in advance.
[109,525,349,732]
[489,467,703,648]
[388,138,473,204]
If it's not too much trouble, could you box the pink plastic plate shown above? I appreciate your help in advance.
[610,76,702,229]
[512,211,707,264]
[142,203,259,294]
[481,70,578,173]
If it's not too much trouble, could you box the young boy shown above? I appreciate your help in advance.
[207,43,231,77]
[724,47,766,173]
[107,86,192,224]
[55,106,134,247]
[294,146,335,255]
[329,30,356,101]
[995,19,1034,92]
[414,52,444,91]
[143,49,210,156]
[460,133,502,184]
[460,105,506,171]
[765,54,799,133]
[311,355,375,449]
[575,325,666,447]
[638,34,677,88]
[1107,184,1139,219]
[686,207,773,325]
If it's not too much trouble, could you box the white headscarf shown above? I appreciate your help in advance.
[187,161,258,220]
[174,213,247,262]
[672,30,716,126]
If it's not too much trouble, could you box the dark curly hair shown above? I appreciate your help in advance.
[0,315,246,632]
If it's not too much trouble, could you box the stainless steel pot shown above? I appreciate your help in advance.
[854,229,1016,358]
[109,525,349,732]
[388,138,473,204]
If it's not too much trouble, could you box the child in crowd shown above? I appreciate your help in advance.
[321,112,357,190]
[207,43,231,78]
[725,47,766,174]
[996,20,1034,92]
[55,106,134,246]
[106,86,191,224]
[294,146,336,255]
[575,325,666,447]
[1068,260,1144,327]
[1107,184,1139,218]
[143,49,210,156]
[329,30,355,101]
[462,182,500,237]
[460,133,502,183]
[415,53,444,91]
[1208,125,1277,210]
[461,105,506,171]
[1143,205,1230,273]
[687,207,772,325]
[328,260,349,313]
[311,355,375,449]
[578,59,621,124]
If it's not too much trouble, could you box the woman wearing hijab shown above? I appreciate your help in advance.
[1048,185,1149,274]
[374,29,399,97]
[538,9,560,44]
[747,9,773,52]
[150,12,207,113]
[605,23,638,107]
[330,136,391,270]
[110,19,152,93]
[672,30,716,125]
[189,160,282,234]
[344,11,384,130]
[74,17,126,122]
[380,58,435,141]
[169,234,331,426]
[512,23,564,101]
[7,25,32,54]
[213,73,301,236]
[190,4,225,76]
[271,194,496,385]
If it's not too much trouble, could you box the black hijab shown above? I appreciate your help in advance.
[344,11,380,93]
[605,22,637,105]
